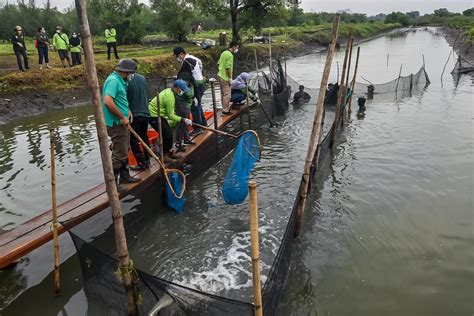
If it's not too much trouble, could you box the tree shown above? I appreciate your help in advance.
[197,0,286,42]
[462,8,474,17]
[385,11,410,27]
[434,8,453,18]
[151,0,194,41]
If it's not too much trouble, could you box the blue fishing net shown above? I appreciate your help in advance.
[165,171,186,213]
[222,131,261,205]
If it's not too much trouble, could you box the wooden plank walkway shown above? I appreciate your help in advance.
[0,106,249,269]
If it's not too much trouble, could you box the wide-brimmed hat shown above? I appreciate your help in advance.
[116,59,137,73]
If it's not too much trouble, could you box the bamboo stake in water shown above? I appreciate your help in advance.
[294,14,341,236]
[395,64,403,99]
[348,46,361,117]
[269,33,274,96]
[49,129,60,295]
[342,37,354,123]
[74,0,138,314]
[249,181,263,316]
[210,80,219,129]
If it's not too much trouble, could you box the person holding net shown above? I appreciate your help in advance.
[148,79,193,163]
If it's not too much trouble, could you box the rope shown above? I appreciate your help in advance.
[128,125,186,199]
[114,259,144,305]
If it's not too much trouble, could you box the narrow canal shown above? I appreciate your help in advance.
[0,28,472,315]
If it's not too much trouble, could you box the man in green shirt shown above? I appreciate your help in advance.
[148,80,192,161]
[105,23,119,60]
[102,58,141,190]
[217,41,239,115]
[127,70,150,170]
[52,26,72,68]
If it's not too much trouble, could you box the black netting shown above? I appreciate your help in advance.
[67,59,355,315]
[451,56,474,75]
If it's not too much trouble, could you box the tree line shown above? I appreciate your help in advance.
[1,1,472,44]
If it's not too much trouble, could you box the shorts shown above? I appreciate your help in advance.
[58,49,69,60]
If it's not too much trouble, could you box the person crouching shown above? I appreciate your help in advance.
[230,72,258,108]
[102,59,141,192]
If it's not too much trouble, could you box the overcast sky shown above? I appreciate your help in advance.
[28,0,473,15]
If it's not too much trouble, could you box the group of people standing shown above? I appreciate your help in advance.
[11,23,120,72]
[102,41,245,192]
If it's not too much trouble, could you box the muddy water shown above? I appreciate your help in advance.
[0,28,472,315]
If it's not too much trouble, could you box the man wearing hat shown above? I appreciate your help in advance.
[105,23,119,60]
[148,79,193,162]
[102,59,141,190]
[52,26,72,68]
[11,26,29,72]
[173,46,206,137]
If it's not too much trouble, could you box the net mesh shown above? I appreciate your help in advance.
[451,56,474,74]
[222,131,261,205]
[165,172,186,213]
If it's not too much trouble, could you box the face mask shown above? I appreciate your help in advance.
[176,57,183,63]
[127,73,135,81]
[72,34,77,38]
[56,30,60,33]
[234,48,239,53]
[177,90,184,96]
[41,29,45,33]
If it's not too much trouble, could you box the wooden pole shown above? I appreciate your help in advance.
[294,14,341,236]
[192,123,238,139]
[254,50,260,95]
[395,64,403,98]
[269,33,274,96]
[249,180,263,316]
[74,1,138,314]
[49,129,60,295]
[330,28,351,147]
[348,46,361,117]
[342,38,354,123]
[210,80,219,129]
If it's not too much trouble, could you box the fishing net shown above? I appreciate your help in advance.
[66,55,362,315]
[451,56,474,74]
[222,131,261,205]
[165,171,186,213]
[352,65,430,95]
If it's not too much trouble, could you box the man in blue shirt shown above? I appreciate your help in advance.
[102,58,141,190]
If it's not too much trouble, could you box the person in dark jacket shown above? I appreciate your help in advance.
[127,71,150,170]
[11,26,29,72]
[35,27,52,69]
[69,32,82,66]
[292,85,311,105]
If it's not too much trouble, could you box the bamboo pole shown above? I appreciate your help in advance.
[330,28,352,147]
[395,64,403,98]
[249,180,263,316]
[342,37,354,123]
[74,1,138,314]
[156,94,165,163]
[269,33,274,96]
[254,50,260,95]
[210,79,219,129]
[49,129,60,295]
[294,14,341,237]
[348,46,361,117]
[192,123,239,139]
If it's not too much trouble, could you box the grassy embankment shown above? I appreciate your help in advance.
[0,22,399,96]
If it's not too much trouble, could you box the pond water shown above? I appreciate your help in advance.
[0,28,472,315]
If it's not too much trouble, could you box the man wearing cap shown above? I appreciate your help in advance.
[102,59,141,190]
[217,41,239,115]
[52,26,72,68]
[105,23,119,60]
[148,79,193,162]
[173,46,206,137]
[11,26,29,72]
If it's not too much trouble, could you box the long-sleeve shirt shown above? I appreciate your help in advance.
[11,33,26,52]
[105,28,117,43]
[148,88,183,128]
[35,32,50,48]
[52,33,69,50]
[69,36,82,53]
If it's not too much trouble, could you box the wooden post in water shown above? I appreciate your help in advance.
[395,64,403,99]
[74,0,138,314]
[342,37,354,123]
[49,129,60,295]
[210,79,219,129]
[294,14,341,237]
[348,46,361,117]
[269,33,274,96]
[156,111,164,163]
[331,28,352,147]
[249,181,263,316]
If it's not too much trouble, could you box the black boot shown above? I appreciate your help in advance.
[119,167,141,184]
[114,171,127,194]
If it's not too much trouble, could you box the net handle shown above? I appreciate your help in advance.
[128,125,186,199]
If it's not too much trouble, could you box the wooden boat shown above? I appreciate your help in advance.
[0,106,251,269]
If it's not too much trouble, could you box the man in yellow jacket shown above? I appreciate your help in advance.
[52,26,72,68]
[105,23,119,60]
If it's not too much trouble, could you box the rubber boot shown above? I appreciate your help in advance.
[114,171,127,194]
[119,167,141,184]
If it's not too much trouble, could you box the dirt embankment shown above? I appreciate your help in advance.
[443,27,474,64]
[0,41,319,125]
